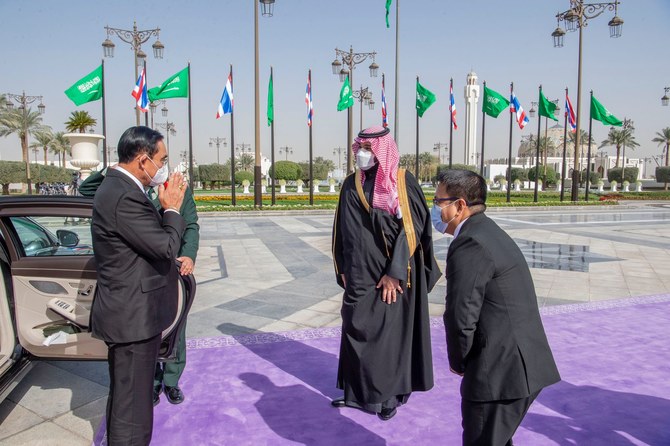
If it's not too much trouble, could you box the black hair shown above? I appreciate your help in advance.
[117,126,164,163]
[436,169,487,207]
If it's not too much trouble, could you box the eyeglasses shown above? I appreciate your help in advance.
[432,196,460,205]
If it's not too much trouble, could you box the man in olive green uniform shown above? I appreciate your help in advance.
[80,167,199,406]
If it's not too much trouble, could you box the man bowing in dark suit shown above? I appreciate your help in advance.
[433,169,560,446]
[91,126,187,445]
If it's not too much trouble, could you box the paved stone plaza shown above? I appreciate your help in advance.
[1,203,670,444]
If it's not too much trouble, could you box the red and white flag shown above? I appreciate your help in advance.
[131,68,149,112]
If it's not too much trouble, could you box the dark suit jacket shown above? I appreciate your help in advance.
[90,169,186,344]
[444,212,560,402]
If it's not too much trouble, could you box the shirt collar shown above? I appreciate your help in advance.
[115,165,147,194]
[453,217,469,239]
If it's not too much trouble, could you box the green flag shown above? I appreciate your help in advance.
[416,81,436,118]
[385,0,393,28]
[539,90,559,122]
[148,67,189,101]
[267,72,274,126]
[64,65,103,106]
[337,75,354,111]
[591,95,622,126]
[482,85,510,118]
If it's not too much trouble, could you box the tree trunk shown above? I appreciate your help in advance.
[2,184,9,195]
[615,146,621,168]
[43,147,48,165]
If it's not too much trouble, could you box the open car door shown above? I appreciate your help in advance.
[0,197,194,394]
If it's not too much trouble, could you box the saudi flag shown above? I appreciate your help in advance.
[416,81,436,118]
[591,95,622,126]
[482,85,509,118]
[64,65,103,106]
[337,75,354,111]
[385,0,393,28]
[148,67,189,101]
[539,90,559,122]
[267,71,274,126]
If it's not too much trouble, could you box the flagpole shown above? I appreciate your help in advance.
[187,62,194,191]
[480,81,487,177]
[415,76,420,179]
[507,82,513,203]
[394,0,399,143]
[560,87,569,202]
[101,59,108,169]
[143,60,149,127]
[449,78,454,169]
[585,90,594,201]
[534,85,542,203]
[230,64,236,206]
[270,66,276,206]
[308,69,314,206]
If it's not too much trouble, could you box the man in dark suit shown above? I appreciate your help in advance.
[91,126,187,445]
[433,169,560,446]
[80,164,199,407]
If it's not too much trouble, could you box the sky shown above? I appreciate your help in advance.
[1,0,669,169]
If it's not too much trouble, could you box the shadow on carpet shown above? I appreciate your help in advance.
[94,294,670,445]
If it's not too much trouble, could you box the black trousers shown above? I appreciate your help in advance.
[106,334,162,446]
[461,390,540,446]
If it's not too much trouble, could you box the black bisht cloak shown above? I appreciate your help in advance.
[332,168,441,408]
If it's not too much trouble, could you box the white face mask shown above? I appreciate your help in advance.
[145,157,169,187]
[356,150,376,170]
[431,202,457,234]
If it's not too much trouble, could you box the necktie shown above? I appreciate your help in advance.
[148,187,156,200]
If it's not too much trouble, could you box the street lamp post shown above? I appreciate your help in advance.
[552,0,623,201]
[331,46,379,174]
[155,122,176,165]
[102,21,164,126]
[254,0,276,208]
[149,100,168,129]
[434,142,448,165]
[620,118,633,185]
[352,86,374,132]
[661,87,670,107]
[279,146,293,160]
[5,91,46,194]
[209,137,227,164]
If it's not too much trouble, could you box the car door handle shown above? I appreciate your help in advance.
[78,284,94,297]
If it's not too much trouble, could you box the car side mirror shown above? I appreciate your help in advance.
[56,230,80,247]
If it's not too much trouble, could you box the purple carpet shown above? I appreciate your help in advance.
[94,294,670,445]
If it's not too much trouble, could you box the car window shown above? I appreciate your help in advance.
[9,216,94,257]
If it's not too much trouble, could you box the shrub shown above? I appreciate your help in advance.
[607,167,638,184]
[235,170,254,185]
[527,165,558,186]
[270,161,302,181]
[509,167,528,183]
[656,166,670,183]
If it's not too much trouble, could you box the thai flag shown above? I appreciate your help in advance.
[306,75,313,127]
[450,82,458,130]
[381,77,388,127]
[510,92,529,130]
[565,94,577,133]
[131,68,149,113]
[216,72,234,119]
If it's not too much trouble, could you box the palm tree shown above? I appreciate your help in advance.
[0,94,8,110]
[399,154,415,171]
[238,153,254,172]
[418,152,436,182]
[652,127,670,167]
[49,132,71,167]
[600,126,639,167]
[0,107,44,164]
[64,110,97,133]
[30,127,53,165]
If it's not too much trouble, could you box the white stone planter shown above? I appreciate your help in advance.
[501,184,507,192]
[261,185,267,193]
[313,184,320,193]
[297,185,304,193]
[280,184,286,193]
[611,184,618,192]
[623,183,630,192]
[514,182,521,192]
[556,182,562,192]
[65,133,104,180]
[597,183,604,192]
[329,184,336,193]
[243,185,250,194]
[635,182,643,192]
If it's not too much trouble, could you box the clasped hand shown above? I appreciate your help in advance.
[158,172,187,211]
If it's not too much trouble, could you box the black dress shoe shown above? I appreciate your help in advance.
[377,407,397,421]
[165,386,185,405]
[153,386,162,407]
[330,397,346,408]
